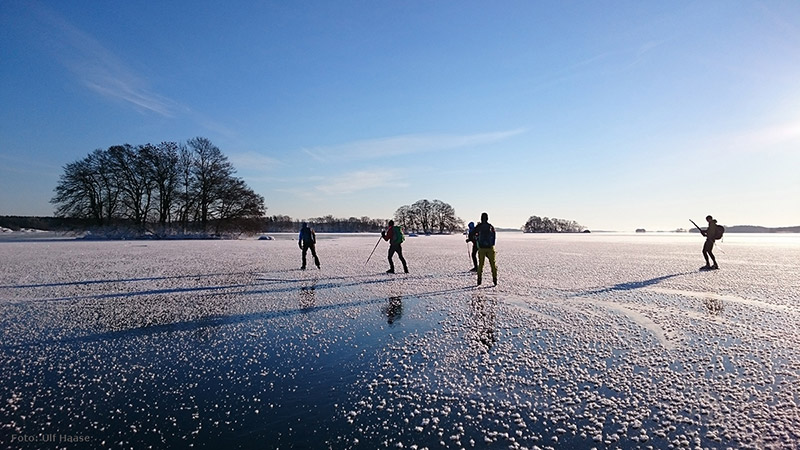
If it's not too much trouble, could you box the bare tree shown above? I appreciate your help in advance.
[108,144,154,227]
[52,149,120,225]
[187,137,235,228]
[175,144,195,230]
[393,205,414,231]
[215,177,265,222]
[431,199,463,233]
[52,158,102,224]
[149,142,180,226]
[411,199,433,233]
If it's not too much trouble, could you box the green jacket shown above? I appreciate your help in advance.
[383,225,404,244]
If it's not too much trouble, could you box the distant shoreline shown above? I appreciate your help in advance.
[2,216,799,235]
[690,225,800,234]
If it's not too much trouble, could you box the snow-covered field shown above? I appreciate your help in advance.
[1,233,798,449]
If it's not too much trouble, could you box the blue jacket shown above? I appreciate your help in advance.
[299,225,315,245]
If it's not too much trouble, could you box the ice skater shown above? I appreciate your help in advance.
[466,221,479,272]
[382,220,408,274]
[298,222,320,270]
[474,212,497,286]
[699,215,719,270]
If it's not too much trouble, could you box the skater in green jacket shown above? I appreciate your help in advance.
[382,220,408,274]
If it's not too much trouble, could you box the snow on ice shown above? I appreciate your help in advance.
[0,232,798,449]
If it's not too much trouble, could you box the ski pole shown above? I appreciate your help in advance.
[689,219,702,232]
[365,234,383,266]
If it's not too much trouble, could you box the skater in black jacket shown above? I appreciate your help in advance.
[700,215,719,270]
[298,222,320,270]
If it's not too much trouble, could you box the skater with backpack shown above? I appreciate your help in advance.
[692,215,722,270]
[382,220,408,274]
[474,212,498,286]
[298,222,321,270]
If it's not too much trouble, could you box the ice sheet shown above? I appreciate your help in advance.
[0,233,798,449]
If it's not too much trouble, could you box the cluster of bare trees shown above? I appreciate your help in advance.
[51,137,264,232]
[393,199,464,234]
[523,215,585,233]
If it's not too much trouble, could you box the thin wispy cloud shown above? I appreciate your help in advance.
[0,154,61,177]
[82,76,176,117]
[314,169,407,195]
[683,118,800,164]
[302,129,526,162]
[228,152,283,174]
[732,119,800,151]
[32,3,177,116]
[582,39,672,74]
[525,36,674,95]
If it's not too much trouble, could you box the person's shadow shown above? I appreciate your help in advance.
[585,271,693,294]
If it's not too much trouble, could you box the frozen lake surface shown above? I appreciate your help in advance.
[1,233,799,449]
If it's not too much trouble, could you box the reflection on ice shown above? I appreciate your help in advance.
[468,293,497,352]
[383,295,403,325]
[299,283,316,310]
[704,297,724,316]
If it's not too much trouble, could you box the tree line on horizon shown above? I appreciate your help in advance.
[51,137,265,233]
[267,199,465,234]
[264,215,387,233]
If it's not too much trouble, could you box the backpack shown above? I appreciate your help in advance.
[392,226,405,244]
[477,224,496,248]
[300,227,313,243]
[714,225,724,240]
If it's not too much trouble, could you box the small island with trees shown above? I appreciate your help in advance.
[522,216,586,233]
[393,199,464,234]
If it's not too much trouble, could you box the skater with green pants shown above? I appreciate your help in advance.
[474,212,497,286]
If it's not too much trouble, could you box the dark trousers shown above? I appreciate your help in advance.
[702,239,716,265]
[302,243,320,268]
[388,243,408,272]
[471,242,478,269]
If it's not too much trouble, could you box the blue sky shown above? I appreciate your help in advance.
[1,1,799,231]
